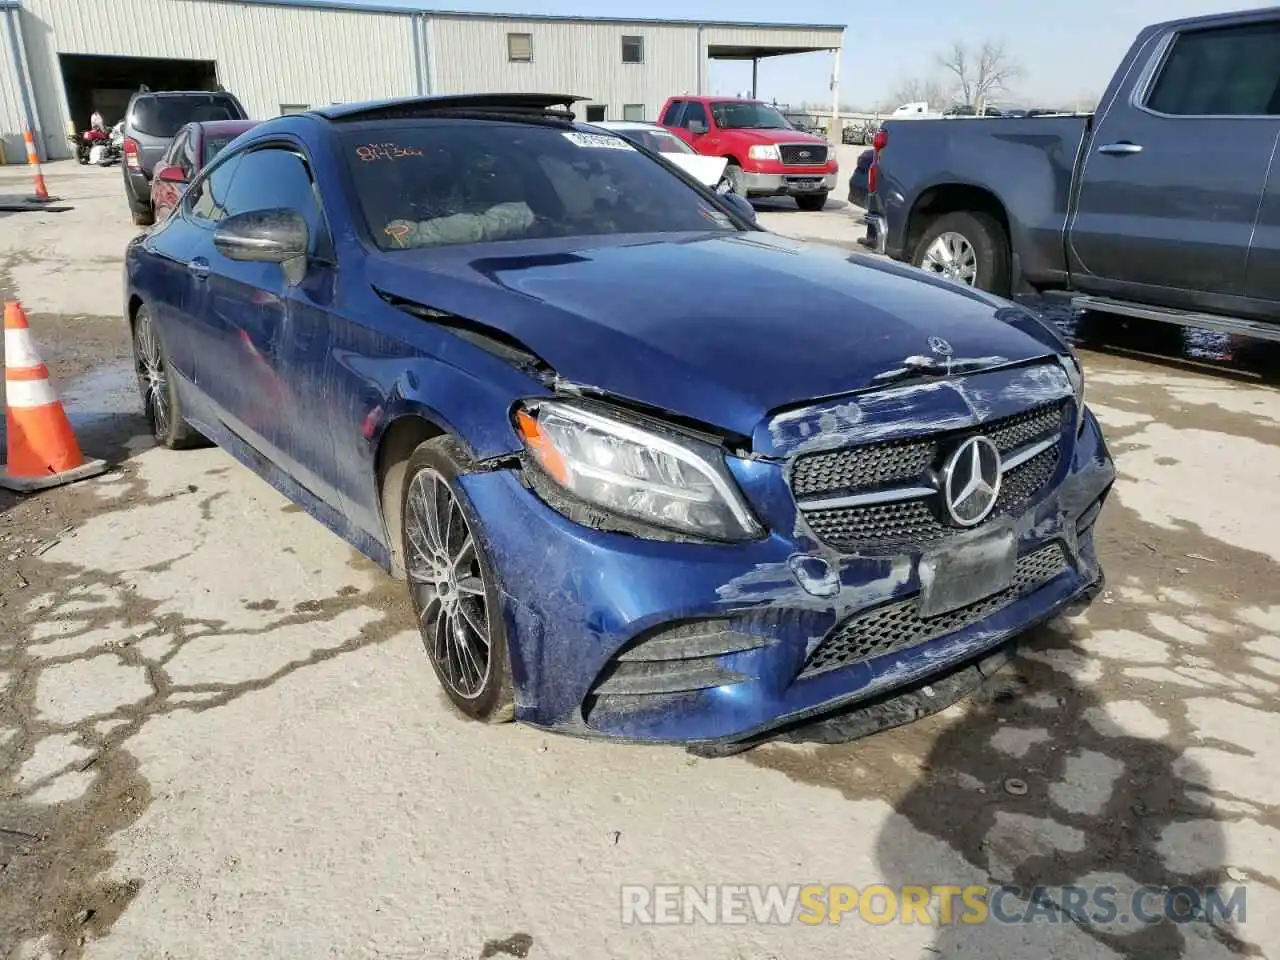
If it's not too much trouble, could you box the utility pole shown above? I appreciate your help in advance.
[829,42,842,143]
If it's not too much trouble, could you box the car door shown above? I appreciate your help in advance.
[1244,134,1280,305]
[1067,16,1280,306]
[660,100,687,139]
[192,143,344,509]
[172,148,244,423]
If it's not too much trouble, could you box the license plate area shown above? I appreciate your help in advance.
[917,520,1017,619]
[788,178,824,191]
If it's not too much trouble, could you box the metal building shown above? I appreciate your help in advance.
[0,0,843,162]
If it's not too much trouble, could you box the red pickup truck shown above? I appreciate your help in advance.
[657,96,838,211]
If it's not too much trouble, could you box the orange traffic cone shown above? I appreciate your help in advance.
[22,131,54,203]
[1,300,107,492]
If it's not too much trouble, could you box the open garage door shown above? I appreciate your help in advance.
[58,54,219,130]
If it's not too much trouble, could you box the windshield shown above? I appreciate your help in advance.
[617,128,695,155]
[343,122,740,251]
[709,102,794,130]
[131,94,244,138]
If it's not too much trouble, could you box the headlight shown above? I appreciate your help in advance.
[747,144,779,162]
[514,401,763,542]
[1058,352,1085,432]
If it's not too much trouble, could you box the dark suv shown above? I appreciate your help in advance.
[121,90,248,225]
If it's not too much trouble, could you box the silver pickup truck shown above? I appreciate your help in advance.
[864,8,1280,343]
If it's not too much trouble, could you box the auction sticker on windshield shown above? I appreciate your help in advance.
[563,132,634,150]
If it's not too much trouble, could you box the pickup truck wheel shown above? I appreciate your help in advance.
[724,162,745,196]
[796,192,828,212]
[912,211,1011,296]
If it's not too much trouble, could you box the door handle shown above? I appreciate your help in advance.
[187,258,210,281]
[1098,142,1143,156]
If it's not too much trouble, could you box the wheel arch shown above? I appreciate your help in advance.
[374,412,451,580]
[127,294,144,332]
[906,183,1010,264]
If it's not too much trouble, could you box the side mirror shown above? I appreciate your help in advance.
[721,191,757,225]
[213,208,310,285]
[154,164,186,184]
[687,120,707,135]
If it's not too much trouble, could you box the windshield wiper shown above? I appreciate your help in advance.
[871,355,1008,385]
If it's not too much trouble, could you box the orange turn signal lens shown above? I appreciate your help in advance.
[516,408,570,486]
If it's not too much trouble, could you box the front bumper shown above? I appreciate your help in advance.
[739,170,839,198]
[460,399,1115,746]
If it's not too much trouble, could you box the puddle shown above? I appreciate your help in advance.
[1019,295,1280,377]
[58,360,140,429]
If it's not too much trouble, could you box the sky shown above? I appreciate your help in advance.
[331,0,1257,109]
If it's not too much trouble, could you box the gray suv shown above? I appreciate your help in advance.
[121,89,247,225]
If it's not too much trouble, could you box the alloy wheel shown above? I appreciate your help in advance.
[404,468,492,699]
[134,314,170,439]
[921,231,978,285]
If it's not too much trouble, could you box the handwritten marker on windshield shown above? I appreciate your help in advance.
[0,300,107,492]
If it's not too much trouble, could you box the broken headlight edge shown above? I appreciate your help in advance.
[1058,351,1086,434]
[513,400,764,542]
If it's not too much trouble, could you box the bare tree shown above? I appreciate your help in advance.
[937,40,1023,109]
[885,76,947,111]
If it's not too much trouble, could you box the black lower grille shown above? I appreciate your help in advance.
[780,143,828,165]
[588,621,771,698]
[800,542,1070,678]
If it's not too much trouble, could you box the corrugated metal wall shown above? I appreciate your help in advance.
[5,0,844,160]
[429,15,701,123]
[700,24,843,50]
[0,4,34,163]
[19,0,417,157]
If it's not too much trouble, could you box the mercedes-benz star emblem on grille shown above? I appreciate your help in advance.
[941,436,1002,527]
[928,336,953,357]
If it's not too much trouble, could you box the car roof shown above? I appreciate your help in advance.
[132,90,241,100]
[194,119,259,137]
[313,93,585,123]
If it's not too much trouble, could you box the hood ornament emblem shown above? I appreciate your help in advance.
[928,337,953,357]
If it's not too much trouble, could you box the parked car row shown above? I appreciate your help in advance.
[122,90,1109,749]
[118,90,841,225]
[655,96,838,210]
[120,88,250,225]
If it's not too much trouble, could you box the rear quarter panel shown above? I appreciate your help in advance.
[876,117,1089,286]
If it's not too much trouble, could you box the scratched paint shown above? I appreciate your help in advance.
[764,362,1073,458]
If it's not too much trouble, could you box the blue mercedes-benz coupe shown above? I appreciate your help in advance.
[124,93,1115,747]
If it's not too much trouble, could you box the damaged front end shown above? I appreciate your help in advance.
[456,354,1114,747]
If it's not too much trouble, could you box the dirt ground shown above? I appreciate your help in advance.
[1,161,1278,960]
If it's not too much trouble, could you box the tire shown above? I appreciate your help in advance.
[911,210,1011,296]
[400,436,515,724]
[124,175,154,226]
[131,305,204,449]
[796,192,828,212]
[724,161,745,197]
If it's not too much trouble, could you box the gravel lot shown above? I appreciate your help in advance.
[1,161,1278,960]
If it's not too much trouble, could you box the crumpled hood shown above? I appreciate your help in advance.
[365,232,1064,443]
